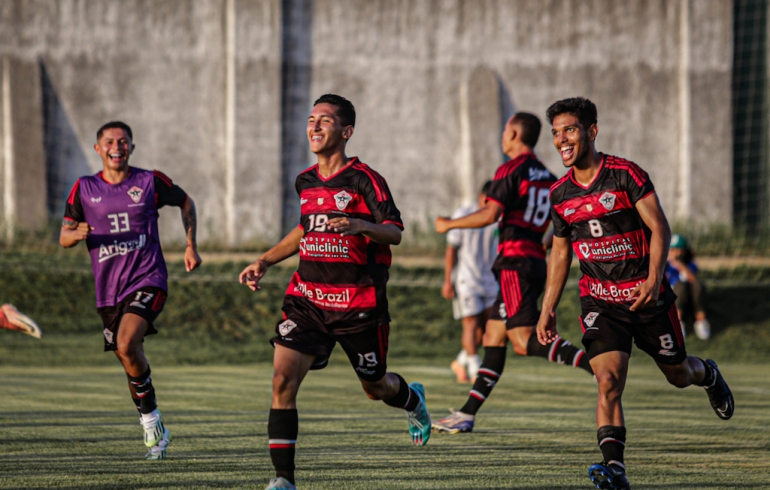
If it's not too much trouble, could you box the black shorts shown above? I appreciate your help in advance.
[488,265,546,329]
[579,303,687,365]
[97,287,167,352]
[271,311,390,382]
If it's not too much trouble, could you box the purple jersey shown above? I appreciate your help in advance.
[64,168,185,308]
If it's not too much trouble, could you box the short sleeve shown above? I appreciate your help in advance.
[154,170,188,208]
[360,170,403,229]
[63,179,84,223]
[623,163,655,204]
[486,171,518,210]
[550,206,571,238]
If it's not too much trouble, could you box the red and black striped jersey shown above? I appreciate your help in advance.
[486,152,556,270]
[285,157,403,327]
[549,154,675,321]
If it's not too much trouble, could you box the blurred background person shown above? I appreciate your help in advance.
[666,234,711,340]
[442,181,499,383]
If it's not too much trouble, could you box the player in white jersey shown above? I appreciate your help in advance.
[443,181,498,383]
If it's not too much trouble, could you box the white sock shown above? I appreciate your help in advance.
[467,354,481,379]
[456,349,469,367]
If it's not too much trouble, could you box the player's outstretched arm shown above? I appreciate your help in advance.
[435,201,503,234]
[537,235,573,345]
[59,220,92,248]
[630,192,671,311]
[327,218,402,245]
[180,196,202,272]
[239,225,304,291]
[442,245,458,300]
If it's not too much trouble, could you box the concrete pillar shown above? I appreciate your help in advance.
[0,56,46,242]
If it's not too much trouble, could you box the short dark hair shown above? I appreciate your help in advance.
[511,112,541,147]
[546,97,597,129]
[314,94,356,127]
[97,121,133,141]
[480,180,493,195]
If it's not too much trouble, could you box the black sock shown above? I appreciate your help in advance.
[459,346,506,415]
[382,374,420,411]
[526,333,593,375]
[598,425,626,467]
[131,398,142,413]
[695,358,715,387]
[268,408,298,484]
[128,367,157,414]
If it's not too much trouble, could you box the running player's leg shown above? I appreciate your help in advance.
[269,344,315,487]
[504,267,592,374]
[339,324,431,446]
[0,303,42,338]
[459,312,484,381]
[433,318,507,433]
[636,305,733,420]
[582,313,633,489]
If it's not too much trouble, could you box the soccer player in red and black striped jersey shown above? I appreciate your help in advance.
[432,113,593,434]
[239,94,431,490]
[537,98,734,490]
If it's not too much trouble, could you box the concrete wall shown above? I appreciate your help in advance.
[0,0,733,246]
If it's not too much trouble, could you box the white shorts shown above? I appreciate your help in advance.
[452,291,497,320]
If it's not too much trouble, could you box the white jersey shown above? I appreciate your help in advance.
[447,202,499,297]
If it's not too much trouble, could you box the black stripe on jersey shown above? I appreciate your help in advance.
[569,209,648,241]
[499,227,544,244]
[577,257,651,283]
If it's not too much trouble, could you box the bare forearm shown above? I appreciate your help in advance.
[59,228,80,248]
[448,206,499,230]
[444,247,458,284]
[260,226,304,266]
[181,197,198,248]
[541,241,572,315]
[361,222,402,245]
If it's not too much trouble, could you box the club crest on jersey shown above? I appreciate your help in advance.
[278,319,297,337]
[579,242,591,258]
[317,198,324,205]
[599,192,617,211]
[91,196,102,203]
[586,204,593,212]
[334,190,353,211]
[584,312,600,327]
[127,186,143,204]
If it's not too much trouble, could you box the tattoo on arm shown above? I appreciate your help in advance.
[62,219,77,229]
[182,200,197,244]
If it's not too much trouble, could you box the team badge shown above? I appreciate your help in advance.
[586,204,593,212]
[278,319,297,336]
[333,190,353,211]
[103,328,114,344]
[317,198,324,205]
[127,186,143,204]
[579,243,591,258]
[599,192,617,211]
[584,312,599,327]
[91,197,102,203]
[498,303,507,319]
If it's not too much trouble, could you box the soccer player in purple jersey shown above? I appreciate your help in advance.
[239,95,430,490]
[537,98,733,490]
[432,113,593,435]
[60,121,201,460]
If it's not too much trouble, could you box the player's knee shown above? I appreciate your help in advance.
[512,342,528,357]
[663,369,690,389]
[115,339,139,359]
[595,371,623,397]
[272,371,300,396]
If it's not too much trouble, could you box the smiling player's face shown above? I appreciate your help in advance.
[550,113,595,168]
[307,103,352,155]
[94,128,134,172]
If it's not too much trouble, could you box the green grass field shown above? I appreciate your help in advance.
[1,354,768,489]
